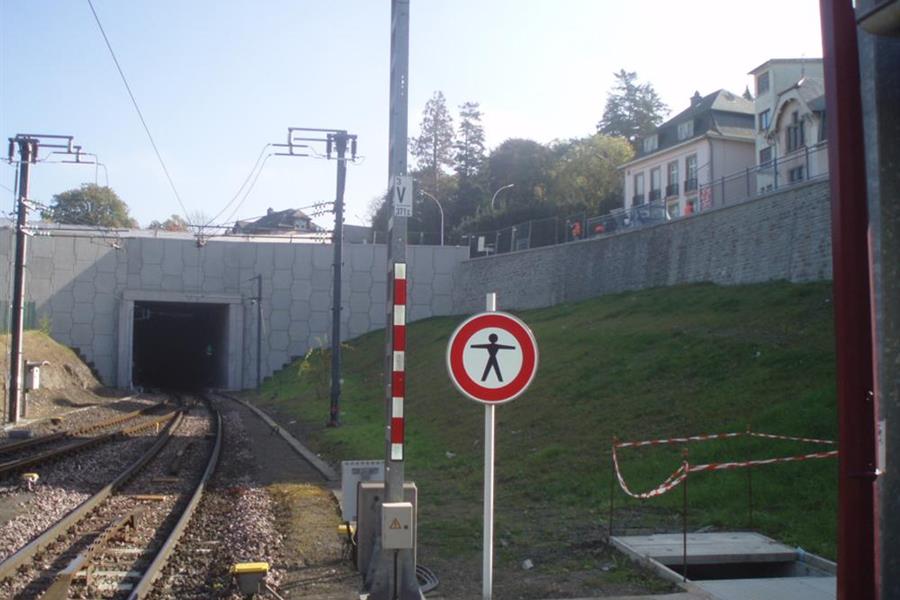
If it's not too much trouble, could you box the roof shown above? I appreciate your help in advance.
[748,57,823,75]
[628,89,755,163]
[233,207,322,234]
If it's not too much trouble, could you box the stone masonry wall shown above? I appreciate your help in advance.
[452,180,832,312]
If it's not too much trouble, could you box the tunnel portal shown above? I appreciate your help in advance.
[132,301,229,390]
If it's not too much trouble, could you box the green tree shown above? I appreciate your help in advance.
[487,138,554,209]
[597,70,668,146]
[43,184,137,228]
[549,134,634,215]
[454,101,486,181]
[148,214,189,231]
[409,91,455,189]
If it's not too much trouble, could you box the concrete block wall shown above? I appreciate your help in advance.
[452,180,832,312]
[0,231,468,388]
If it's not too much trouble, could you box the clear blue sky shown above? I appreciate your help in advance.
[0,0,824,229]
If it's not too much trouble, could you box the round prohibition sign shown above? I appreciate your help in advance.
[446,311,539,404]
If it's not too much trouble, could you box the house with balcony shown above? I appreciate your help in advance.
[620,89,756,219]
[749,58,827,192]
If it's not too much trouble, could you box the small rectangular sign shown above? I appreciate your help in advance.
[392,175,413,218]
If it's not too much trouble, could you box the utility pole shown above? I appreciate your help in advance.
[7,137,36,424]
[328,131,350,427]
[272,127,357,427]
[252,274,262,390]
[6,134,83,423]
[364,1,423,598]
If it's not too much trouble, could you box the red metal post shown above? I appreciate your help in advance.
[819,1,878,598]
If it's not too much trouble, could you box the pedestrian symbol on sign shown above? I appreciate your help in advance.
[470,334,515,382]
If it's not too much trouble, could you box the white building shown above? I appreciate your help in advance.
[621,90,756,219]
[749,59,828,192]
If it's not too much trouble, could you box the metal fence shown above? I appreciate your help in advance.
[464,141,830,258]
[0,302,37,334]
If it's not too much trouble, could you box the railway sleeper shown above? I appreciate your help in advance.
[42,505,146,600]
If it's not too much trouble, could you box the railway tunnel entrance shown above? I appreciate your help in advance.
[132,301,230,390]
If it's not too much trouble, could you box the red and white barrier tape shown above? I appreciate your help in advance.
[615,430,836,449]
[747,432,836,445]
[688,450,839,473]
[611,430,839,500]
[612,445,687,499]
[615,432,743,448]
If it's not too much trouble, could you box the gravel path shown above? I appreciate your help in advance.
[147,396,358,599]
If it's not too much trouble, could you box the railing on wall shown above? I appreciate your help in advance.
[464,141,829,258]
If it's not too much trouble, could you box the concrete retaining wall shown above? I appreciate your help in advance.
[0,231,467,388]
[452,180,832,312]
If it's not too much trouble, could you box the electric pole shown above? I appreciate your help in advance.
[6,134,84,423]
[272,128,357,427]
[364,1,423,597]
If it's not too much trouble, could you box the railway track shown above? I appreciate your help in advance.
[0,401,178,481]
[0,394,222,599]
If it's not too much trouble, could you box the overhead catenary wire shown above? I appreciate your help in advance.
[85,0,190,221]
[203,144,272,230]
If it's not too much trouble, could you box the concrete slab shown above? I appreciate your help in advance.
[696,576,835,600]
[613,532,797,566]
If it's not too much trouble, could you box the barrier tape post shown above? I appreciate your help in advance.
[609,437,616,537]
[682,448,689,583]
[747,424,754,529]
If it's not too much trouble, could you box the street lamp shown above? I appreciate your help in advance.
[491,183,515,211]
[420,189,444,246]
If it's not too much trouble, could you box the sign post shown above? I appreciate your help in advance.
[446,294,539,600]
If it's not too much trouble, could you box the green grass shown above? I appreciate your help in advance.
[249,280,838,570]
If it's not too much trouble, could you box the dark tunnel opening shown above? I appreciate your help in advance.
[132,301,229,391]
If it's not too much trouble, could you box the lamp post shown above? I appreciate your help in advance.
[491,183,515,211]
[420,189,444,246]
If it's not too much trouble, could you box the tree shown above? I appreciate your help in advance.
[409,91,455,188]
[148,214,189,231]
[549,134,634,215]
[454,101,486,181]
[43,184,137,228]
[597,70,668,146]
[487,138,554,209]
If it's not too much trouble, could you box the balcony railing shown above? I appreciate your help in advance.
[649,189,661,202]
[665,183,679,197]
[632,193,645,205]
[684,178,698,193]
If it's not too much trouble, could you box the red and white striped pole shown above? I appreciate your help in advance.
[390,262,407,461]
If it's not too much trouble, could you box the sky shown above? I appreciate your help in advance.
[0,0,824,230]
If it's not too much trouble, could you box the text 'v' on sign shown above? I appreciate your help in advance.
[392,175,413,217]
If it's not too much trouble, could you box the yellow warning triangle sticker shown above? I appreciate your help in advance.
[389,518,402,530]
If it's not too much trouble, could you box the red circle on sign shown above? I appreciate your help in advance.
[446,312,538,404]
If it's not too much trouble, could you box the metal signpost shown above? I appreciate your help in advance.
[446,294,539,600]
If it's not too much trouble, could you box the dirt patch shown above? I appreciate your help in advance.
[0,331,128,425]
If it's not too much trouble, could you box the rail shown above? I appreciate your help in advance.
[127,398,222,599]
[0,409,185,580]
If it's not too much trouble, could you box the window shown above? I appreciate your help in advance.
[756,71,770,95]
[786,111,805,152]
[642,134,658,153]
[633,173,645,204]
[666,161,679,197]
[759,146,773,165]
[685,154,698,192]
[758,109,771,131]
[677,121,694,141]
[789,166,805,182]
[649,167,661,201]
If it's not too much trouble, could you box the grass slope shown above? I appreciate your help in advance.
[254,281,837,583]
